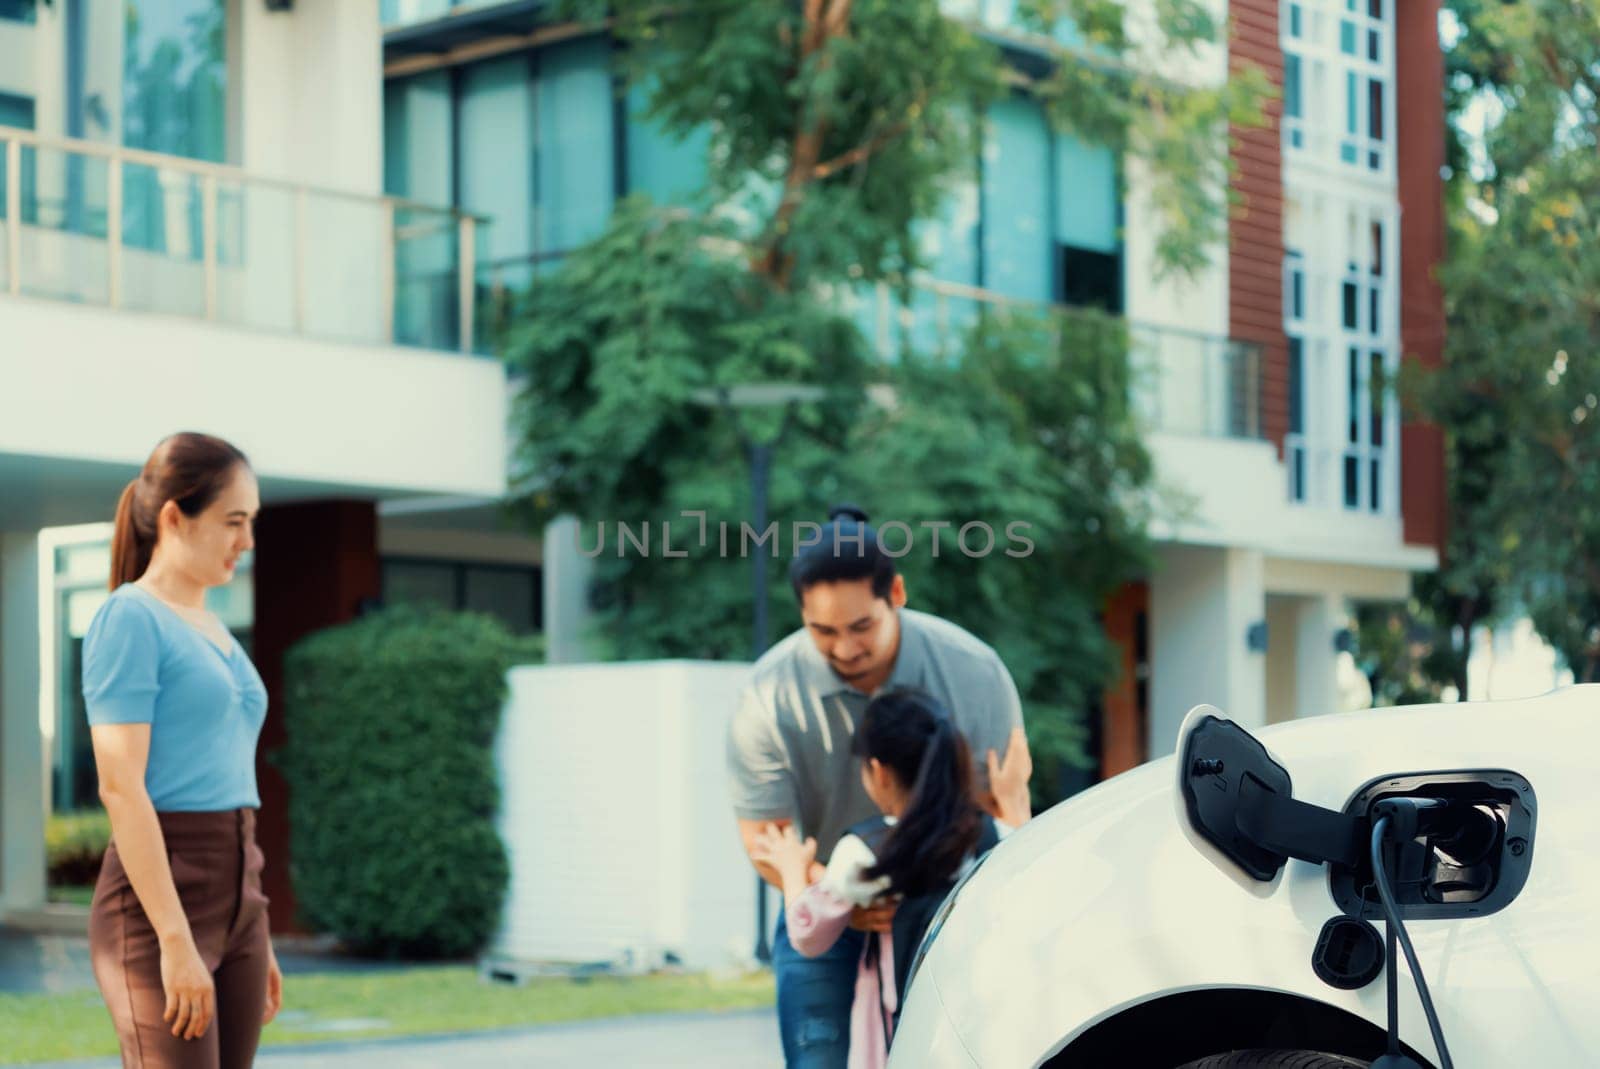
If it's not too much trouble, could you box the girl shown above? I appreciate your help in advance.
[751,688,1010,1069]
[84,432,281,1068]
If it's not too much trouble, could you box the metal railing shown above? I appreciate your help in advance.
[0,125,486,354]
[851,274,1266,440]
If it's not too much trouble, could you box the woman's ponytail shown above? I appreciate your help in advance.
[109,478,153,590]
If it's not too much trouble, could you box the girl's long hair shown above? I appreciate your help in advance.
[110,432,249,589]
[853,688,982,897]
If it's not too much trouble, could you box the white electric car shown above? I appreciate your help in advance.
[889,687,1600,1068]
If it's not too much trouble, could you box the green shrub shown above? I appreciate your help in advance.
[46,808,111,885]
[277,607,540,958]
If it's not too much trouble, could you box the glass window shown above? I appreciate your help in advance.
[537,38,617,256]
[383,559,543,635]
[460,56,535,284]
[464,566,540,634]
[1347,346,1360,444]
[1058,245,1122,313]
[625,78,710,207]
[1369,350,1384,446]
[0,92,39,224]
[383,71,453,203]
[982,97,1052,302]
[382,0,452,25]
[384,560,457,610]
[1288,337,1304,435]
[1054,132,1117,254]
[1284,54,1302,121]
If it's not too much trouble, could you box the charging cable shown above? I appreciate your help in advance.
[1371,800,1454,1069]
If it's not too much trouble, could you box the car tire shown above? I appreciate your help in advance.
[1175,1053,1369,1069]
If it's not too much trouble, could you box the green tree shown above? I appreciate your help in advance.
[1399,0,1600,684]
[508,2,1267,800]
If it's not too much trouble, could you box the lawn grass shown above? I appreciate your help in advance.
[45,886,94,907]
[0,966,774,1064]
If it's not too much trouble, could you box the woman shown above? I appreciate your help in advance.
[84,432,282,1068]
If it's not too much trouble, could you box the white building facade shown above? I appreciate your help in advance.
[0,0,515,925]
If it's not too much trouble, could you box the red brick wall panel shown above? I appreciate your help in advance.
[1395,0,1448,552]
[1229,0,1287,452]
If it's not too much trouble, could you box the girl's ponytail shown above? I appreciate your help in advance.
[855,689,982,897]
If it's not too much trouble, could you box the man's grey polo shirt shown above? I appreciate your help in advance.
[726,607,1024,862]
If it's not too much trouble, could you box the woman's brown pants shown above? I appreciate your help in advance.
[89,809,272,1069]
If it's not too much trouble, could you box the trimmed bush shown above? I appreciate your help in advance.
[47,808,111,886]
[277,607,540,958]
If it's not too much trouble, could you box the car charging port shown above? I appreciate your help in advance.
[1331,771,1537,923]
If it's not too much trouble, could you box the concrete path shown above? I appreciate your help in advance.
[20,1009,783,1069]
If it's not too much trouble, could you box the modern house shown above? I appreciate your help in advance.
[1,0,1447,932]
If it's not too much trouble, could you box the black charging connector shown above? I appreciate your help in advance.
[1371,796,1450,842]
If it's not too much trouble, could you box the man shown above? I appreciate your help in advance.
[727,505,1032,1068]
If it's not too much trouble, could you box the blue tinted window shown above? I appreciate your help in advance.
[1055,132,1117,254]
[625,80,709,205]
[461,57,535,278]
[538,38,616,255]
[982,97,1051,302]
[120,1,226,252]
[383,72,453,203]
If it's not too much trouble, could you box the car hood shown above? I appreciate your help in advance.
[911,686,1600,1068]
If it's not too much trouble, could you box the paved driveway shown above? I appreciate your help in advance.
[21,1009,783,1069]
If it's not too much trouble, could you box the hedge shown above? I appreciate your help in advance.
[47,808,111,886]
[277,607,540,958]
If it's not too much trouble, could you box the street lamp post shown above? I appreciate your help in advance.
[690,383,828,963]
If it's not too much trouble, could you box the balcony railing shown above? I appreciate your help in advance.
[850,275,1265,441]
[0,125,486,354]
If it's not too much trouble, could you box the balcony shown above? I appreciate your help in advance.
[847,275,1265,441]
[0,126,486,354]
[0,127,509,518]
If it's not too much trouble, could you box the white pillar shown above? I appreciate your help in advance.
[0,531,47,915]
[1149,544,1267,757]
[1293,592,1346,719]
[1264,595,1298,725]
[542,516,596,665]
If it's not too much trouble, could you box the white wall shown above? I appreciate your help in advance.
[1122,154,1230,342]
[492,661,758,971]
[0,297,507,501]
[234,0,382,194]
[0,532,46,917]
[1291,592,1344,718]
[1149,544,1266,757]
[1147,432,1435,573]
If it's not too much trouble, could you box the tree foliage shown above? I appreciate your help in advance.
[1400,0,1600,684]
[510,1,1267,799]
